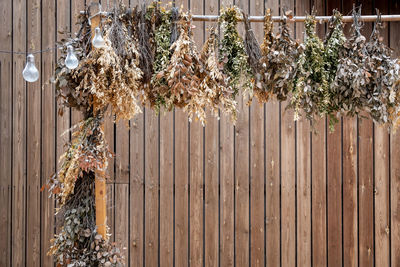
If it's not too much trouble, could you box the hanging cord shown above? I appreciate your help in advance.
[0,46,58,55]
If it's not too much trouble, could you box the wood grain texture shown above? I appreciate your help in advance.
[12,0,27,266]
[249,1,265,266]
[0,0,13,265]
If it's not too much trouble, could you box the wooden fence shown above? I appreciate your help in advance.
[1,0,400,266]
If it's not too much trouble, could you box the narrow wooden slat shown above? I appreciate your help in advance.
[115,184,130,260]
[234,0,250,265]
[373,2,390,266]
[130,112,145,267]
[358,1,375,266]
[295,0,311,266]
[341,2,358,266]
[174,1,190,265]
[0,0,13,264]
[189,0,205,266]
[40,0,56,264]
[26,0,42,265]
[203,0,219,266]
[144,109,159,267]
[158,3,174,267]
[12,0,27,265]
[280,0,296,266]
[249,0,265,266]
[106,184,115,242]
[326,5,343,266]
[390,1,400,265]
[265,2,281,266]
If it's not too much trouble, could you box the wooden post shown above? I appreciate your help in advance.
[90,13,107,240]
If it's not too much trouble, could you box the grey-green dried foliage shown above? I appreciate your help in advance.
[49,175,123,266]
[150,4,173,112]
[365,11,400,128]
[331,7,370,118]
[323,10,346,129]
[54,10,92,115]
[261,11,299,102]
[243,12,262,102]
[219,6,254,98]
[291,14,329,122]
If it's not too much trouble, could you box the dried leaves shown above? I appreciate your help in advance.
[291,13,329,122]
[260,10,299,102]
[219,6,254,99]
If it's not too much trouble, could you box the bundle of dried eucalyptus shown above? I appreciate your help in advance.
[261,10,299,102]
[291,12,329,122]
[219,6,254,99]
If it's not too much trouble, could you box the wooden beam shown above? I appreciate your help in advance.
[90,13,107,241]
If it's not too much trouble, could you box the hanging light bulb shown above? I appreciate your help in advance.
[92,27,105,48]
[65,45,79,69]
[22,54,39,83]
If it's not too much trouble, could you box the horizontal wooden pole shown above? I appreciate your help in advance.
[82,10,400,23]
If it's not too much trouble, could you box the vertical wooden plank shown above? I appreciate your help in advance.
[233,0,250,265]
[390,0,400,265]
[174,0,190,265]
[41,0,56,264]
[26,0,42,265]
[145,106,159,267]
[265,1,280,266]
[218,0,235,264]
[203,1,219,266]
[115,184,129,260]
[373,2,390,266]
[130,112,144,267]
[189,0,204,266]
[311,1,328,265]
[280,0,295,266]
[249,0,264,266]
[341,2,358,266]
[358,1,374,266]
[0,0,13,264]
[295,0,311,266]
[158,3,174,267]
[326,3,343,267]
[12,0,27,265]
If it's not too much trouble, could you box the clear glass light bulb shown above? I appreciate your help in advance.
[65,45,79,69]
[22,54,39,83]
[92,27,105,48]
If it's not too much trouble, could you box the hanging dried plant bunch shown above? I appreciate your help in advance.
[365,10,400,127]
[261,11,299,102]
[157,12,207,124]
[74,28,142,121]
[150,4,173,112]
[200,26,237,122]
[47,115,112,207]
[323,9,346,129]
[243,12,262,102]
[219,6,254,99]
[291,13,329,122]
[54,10,92,114]
[48,175,123,266]
[133,3,155,87]
[332,6,370,117]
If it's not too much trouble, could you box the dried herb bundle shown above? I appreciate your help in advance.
[243,12,262,101]
[261,11,299,101]
[48,115,112,206]
[54,11,92,114]
[219,6,254,98]
[200,27,237,122]
[150,4,173,111]
[49,175,123,266]
[157,13,207,124]
[323,10,346,128]
[291,13,329,121]
[365,11,400,127]
[332,6,370,117]
[74,28,142,121]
